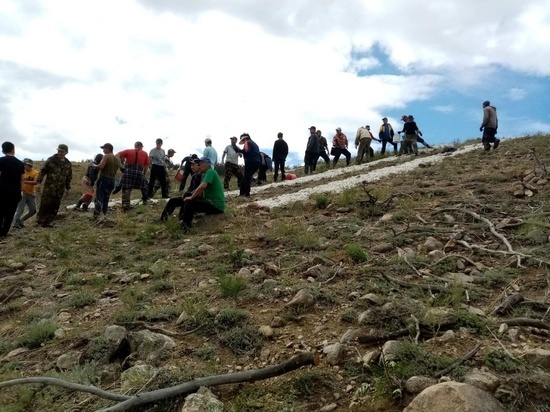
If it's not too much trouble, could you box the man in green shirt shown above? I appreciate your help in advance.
[181,157,225,232]
[92,143,120,219]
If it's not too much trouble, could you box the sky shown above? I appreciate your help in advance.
[1,0,549,165]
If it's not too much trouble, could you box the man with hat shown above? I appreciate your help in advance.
[203,138,218,164]
[91,143,120,219]
[181,157,225,232]
[332,127,351,167]
[177,153,198,192]
[117,141,150,211]
[0,142,24,237]
[480,100,499,151]
[235,133,261,197]
[36,144,72,227]
[221,136,243,189]
[13,157,39,229]
[304,126,320,174]
[378,117,397,155]
[355,124,379,165]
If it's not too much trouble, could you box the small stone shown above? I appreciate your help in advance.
[258,325,274,339]
[523,348,550,369]
[339,328,356,343]
[360,293,385,306]
[381,340,403,361]
[498,323,508,334]
[319,403,338,412]
[243,249,256,257]
[323,343,346,366]
[456,260,466,270]
[405,376,437,394]
[54,328,65,339]
[443,214,455,224]
[270,316,285,328]
[238,267,251,277]
[58,312,72,322]
[348,291,361,301]
[56,351,82,370]
[428,250,446,260]
[464,369,500,392]
[438,330,455,343]
[371,243,394,253]
[286,289,314,308]
[197,244,215,253]
[424,236,444,251]
[198,280,209,288]
[362,350,380,367]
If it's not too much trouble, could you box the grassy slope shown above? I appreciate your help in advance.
[0,135,549,412]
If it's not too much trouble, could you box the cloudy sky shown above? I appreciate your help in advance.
[1,0,549,165]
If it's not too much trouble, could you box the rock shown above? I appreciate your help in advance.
[197,244,215,253]
[243,248,256,257]
[176,310,191,325]
[2,347,29,360]
[381,340,403,361]
[270,316,285,328]
[54,328,65,339]
[348,291,361,301]
[404,381,505,412]
[336,207,351,213]
[237,267,251,277]
[56,351,82,370]
[443,272,474,285]
[264,263,280,276]
[423,308,457,327]
[443,214,455,224]
[467,307,486,317]
[360,293,385,306]
[424,237,444,251]
[305,264,325,279]
[121,364,158,390]
[437,330,455,343]
[104,325,127,343]
[405,376,437,394]
[128,330,176,364]
[523,348,550,369]
[319,404,338,412]
[464,369,500,393]
[258,325,274,339]
[371,243,394,253]
[57,312,72,322]
[339,328,357,343]
[361,350,380,367]
[428,250,446,260]
[456,260,466,270]
[323,343,346,365]
[357,310,370,325]
[286,289,314,308]
[181,388,224,412]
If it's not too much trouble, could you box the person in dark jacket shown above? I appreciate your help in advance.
[257,152,273,184]
[304,126,320,174]
[316,130,331,168]
[178,154,198,191]
[398,116,422,156]
[160,161,203,222]
[480,100,499,151]
[0,141,24,237]
[379,117,397,155]
[272,132,288,182]
[235,133,261,197]
[75,153,103,211]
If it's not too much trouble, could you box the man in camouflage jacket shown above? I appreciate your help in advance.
[36,144,72,227]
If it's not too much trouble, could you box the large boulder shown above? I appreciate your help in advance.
[128,330,176,364]
[404,381,505,412]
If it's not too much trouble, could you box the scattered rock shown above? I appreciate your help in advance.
[120,364,158,390]
[128,330,176,364]
[404,381,505,412]
[381,340,403,361]
[181,387,224,412]
[464,369,500,393]
[428,250,446,260]
[238,267,251,277]
[104,325,127,343]
[197,244,214,253]
[264,263,280,276]
[258,325,274,339]
[523,348,550,369]
[270,316,285,328]
[371,243,394,253]
[56,351,82,370]
[339,328,357,343]
[423,308,457,327]
[405,376,438,394]
[323,343,346,365]
[424,237,444,251]
[361,350,380,367]
[348,291,361,301]
[360,293,385,306]
[319,404,338,412]
[443,272,474,285]
[286,289,314,308]
[243,249,256,257]
[456,260,466,270]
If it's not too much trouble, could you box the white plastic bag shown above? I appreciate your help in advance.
[392,135,400,144]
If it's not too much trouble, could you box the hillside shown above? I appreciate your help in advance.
[1,135,550,412]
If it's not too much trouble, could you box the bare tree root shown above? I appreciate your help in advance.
[490,293,525,316]
[379,272,449,293]
[434,342,482,378]
[1,353,316,412]
[501,317,550,330]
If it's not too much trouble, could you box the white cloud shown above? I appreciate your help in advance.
[0,0,548,161]
[508,88,526,101]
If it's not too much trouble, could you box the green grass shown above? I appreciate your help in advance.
[217,274,247,298]
[344,243,369,262]
[18,319,58,348]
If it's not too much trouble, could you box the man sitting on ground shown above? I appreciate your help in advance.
[160,160,203,222]
[181,157,225,232]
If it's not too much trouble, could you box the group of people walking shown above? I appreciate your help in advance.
[0,101,500,238]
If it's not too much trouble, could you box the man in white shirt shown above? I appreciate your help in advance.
[221,136,243,189]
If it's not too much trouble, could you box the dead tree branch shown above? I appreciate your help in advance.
[490,293,525,316]
[501,317,550,330]
[434,342,482,378]
[379,273,449,293]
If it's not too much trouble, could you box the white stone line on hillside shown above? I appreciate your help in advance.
[252,144,479,209]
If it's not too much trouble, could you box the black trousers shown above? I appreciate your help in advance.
[0,192,21,237]
[332,148,351,165]
[380,139,397,154]
[273,157,286,181]
[317,151,330,167]
[148,164,168,198]
[240,162,260,196]
[181,198,223,229]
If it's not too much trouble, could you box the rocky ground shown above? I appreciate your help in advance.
[1,134,550,412]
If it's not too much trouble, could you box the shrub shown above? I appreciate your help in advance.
[19,319,58,348]
[220,325,262,355]
[215,308,251,330]
[313,193,331,209]
[63,292,97,309]
[345,243,369,262]
[218,274,247,299]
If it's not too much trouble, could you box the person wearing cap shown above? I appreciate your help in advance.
[74,153,103,212]
[155,148,176,195]
[203,138,218,165]
[355,125,379,165]
[234,133,261,197]
[13,157,39,229]
[0,142,24,237]
[177,154,199,192]
[181,157,225,232]
[160,160,203,222]
[397,115,422,156]
[147,138,169,199]
[117,141,150,211]
[35,144,72,228]
[315,130,331,169]
[304,126,320,174]
[91,143,120,219]
[480,100,499,151]
[221,137,243,189]
[272,132,289,182]
[331,128,351,167]
[378,117,397,155]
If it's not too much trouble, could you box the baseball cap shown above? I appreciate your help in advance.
[382,117,388,120]
[100,143,113,151]
[23,158,33,166]
[230,136,237,140]
[193,156,212,164]
[57,144,69,153]
[366,125,371,129]
[134,141,144,147]
[336,127,342,131]
[309,126,316,130]
[167,148,176,153]
[205,138,212,143]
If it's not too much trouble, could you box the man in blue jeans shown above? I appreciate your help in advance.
[92,143,120,220]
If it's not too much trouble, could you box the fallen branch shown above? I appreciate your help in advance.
[528,147,547,177]
[490,293,524,316]
[0,377,130,402]
[357,327,412,344]
[0,353,315,412]
[501,317,550,330]
[114,322,203,338]
[434,342,482,378]
[379,273,449,293]
[97,352,315,412]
